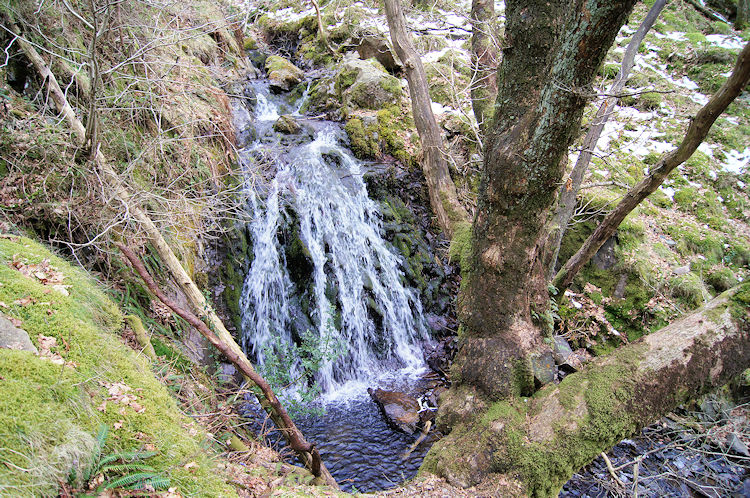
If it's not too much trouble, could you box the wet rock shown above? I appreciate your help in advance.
[273,114,301,134]
[673,265,691,276]
[265,55,303,93]
[369,388,420,434]
[425,336,456,375]
[551,336,573,365]
[0,315,38,353]
[530,350,557,387]
[354,34,402,74]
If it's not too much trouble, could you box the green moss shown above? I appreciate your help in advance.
[685,31,707,45]
[707,267,738,292]
[0,237,234,496]
[448,221,473,272]
[636,91,662,111]
[344,118,378,159]
[670,272,711,309]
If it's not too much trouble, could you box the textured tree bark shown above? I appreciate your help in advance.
[738,0,750,30]
[553,41,750,293]
[117,245,337,487]
[424,285,750,496]
[546,0,666,281]
[383,0,469,236]
[469,0,498,135]
[456,0,636,399]
[17,28,338,487]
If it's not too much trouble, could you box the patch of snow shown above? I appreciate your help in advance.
[431,102,453,115]
[723,148,750,174]
[266,6,315,21]
[698,142,716,157]
[705,34,746,50]
[738,180,746,189]
[661,186,675,199]
[654,32,687,42]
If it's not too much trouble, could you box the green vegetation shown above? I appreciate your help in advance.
[0,237,233,496]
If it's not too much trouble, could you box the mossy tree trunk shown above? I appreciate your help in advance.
[425,286,750,496]
[553,41,750,293]
[737,0,750,29]
[469,0,498,135]
[383,0,469,236]
[456,0,636,399]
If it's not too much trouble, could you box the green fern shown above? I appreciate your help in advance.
[74,424,170,493]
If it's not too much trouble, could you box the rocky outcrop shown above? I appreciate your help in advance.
[369,388,420,434]
[0,315,37,353]
[265,55,304,93]
[306,54,403,116]
[354,34,402,74]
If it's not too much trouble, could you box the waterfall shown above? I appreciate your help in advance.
[237,82,429,400]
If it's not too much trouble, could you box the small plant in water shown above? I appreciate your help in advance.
[260,310,346,417]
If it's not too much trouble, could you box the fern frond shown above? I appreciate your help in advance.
[98,450,157,467]
[105,471,161,489]
[127,476,171,490]
[99,463,156,475]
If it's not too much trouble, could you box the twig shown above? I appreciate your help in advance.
[601,451,625,486]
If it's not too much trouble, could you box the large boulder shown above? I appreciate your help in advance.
[369,388,420,434]
[273,114,302,134]
[265,55,304,93]
[338,54,403,111]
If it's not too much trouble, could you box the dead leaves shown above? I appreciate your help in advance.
[9,254,71,295]
[560,285,627,349]
[97,381,147,415]
[36,334,77,368]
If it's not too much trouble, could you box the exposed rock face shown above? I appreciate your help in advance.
[265,55,303,93]
[369,388,420,434]
[354,34,402,73]
[0,315,38,353]
[273,114,301,134]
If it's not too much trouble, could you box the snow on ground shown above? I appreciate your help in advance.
[705,33,747,50]
[723,148,750,174]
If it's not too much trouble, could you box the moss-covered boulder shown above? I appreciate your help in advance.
[0,236,234,496]
[338,54,403,111]
[265,55,304,93]
[274,114,302,134]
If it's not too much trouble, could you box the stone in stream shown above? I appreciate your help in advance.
[368,388,420,434]
[265,55,303,93]
[273,115,301,134]
[0,315,38,353]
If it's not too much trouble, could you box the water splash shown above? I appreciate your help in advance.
[238,84,429,399]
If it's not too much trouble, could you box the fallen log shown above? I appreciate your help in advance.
[422,285,749,497]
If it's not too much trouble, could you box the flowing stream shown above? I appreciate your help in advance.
[232,80,435,491]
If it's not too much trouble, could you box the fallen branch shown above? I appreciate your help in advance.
[601,451,624,487]
[117,243,337,487]
[401,420,432,460]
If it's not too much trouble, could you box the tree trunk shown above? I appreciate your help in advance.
[738,0,750,30]
[383,0,469,236]
[469,0,497,135]
[546,0,666,281]
[456,0,636,399]
[553,41,750,293]
[424,285,750,497]
[15,28,338,486]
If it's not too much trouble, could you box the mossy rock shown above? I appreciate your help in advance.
[265,55,304,93]
[0,236,234,496]
[337,55,404,111]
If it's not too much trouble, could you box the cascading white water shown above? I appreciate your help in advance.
[238,83,429,399]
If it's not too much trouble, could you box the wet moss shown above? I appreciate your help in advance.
[448,221,473,273]
[344,117,378,159]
